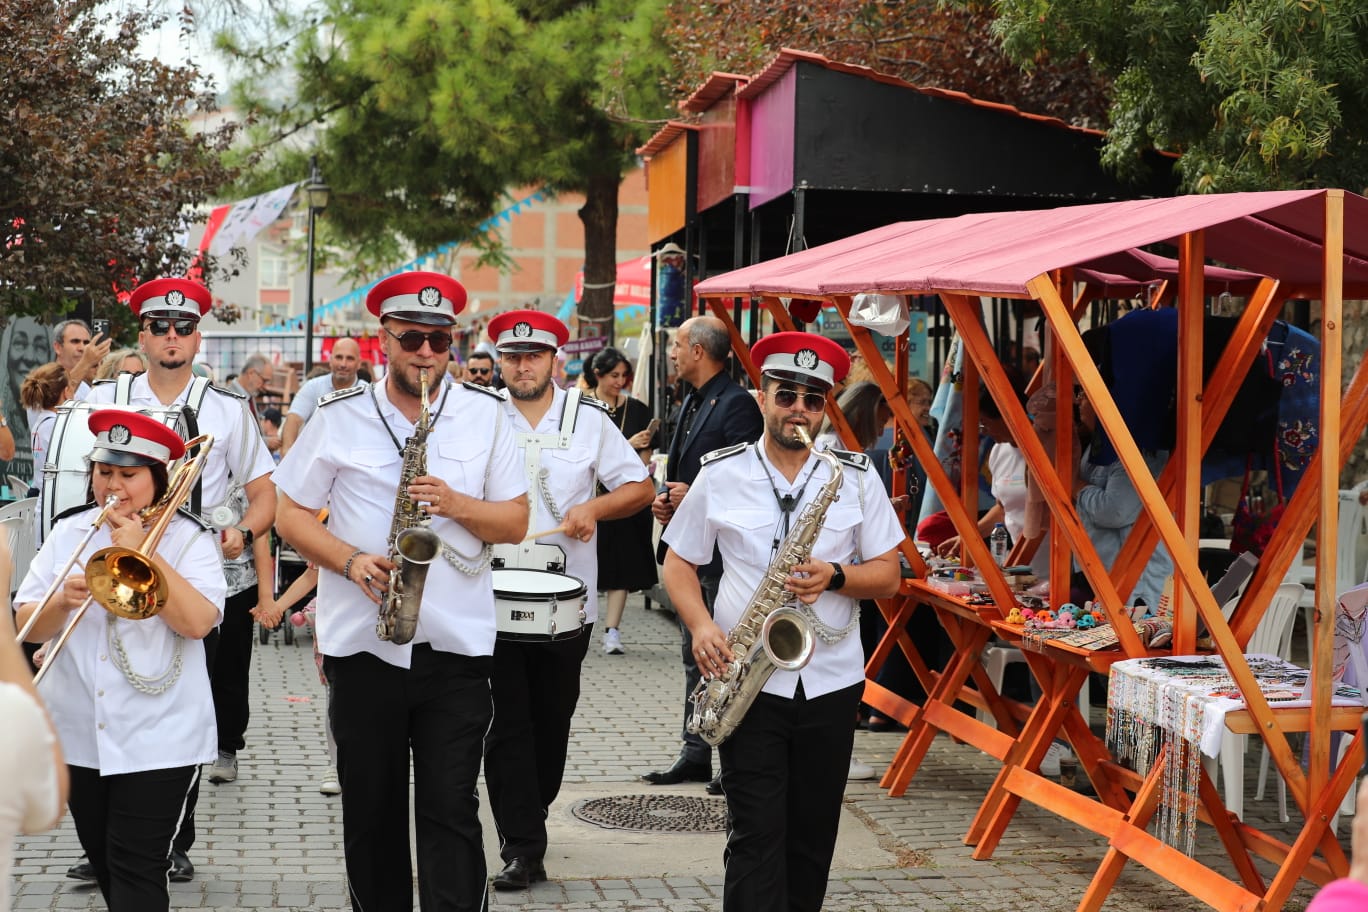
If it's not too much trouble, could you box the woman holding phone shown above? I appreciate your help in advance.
[587,347,658,655]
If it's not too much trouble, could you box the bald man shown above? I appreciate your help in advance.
[280,338,364,455]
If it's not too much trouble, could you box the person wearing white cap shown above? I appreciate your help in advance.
[15,409,225,912]
[274,270,529,912]
[661,331,905,912]
[481,310,654,891]
[84,276,279,882]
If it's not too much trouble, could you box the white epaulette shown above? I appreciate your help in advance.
[829,448,871,471]
[463,380,509,401]
[580,395,610,414]
[700,442,749,466]
[318,385,367,408]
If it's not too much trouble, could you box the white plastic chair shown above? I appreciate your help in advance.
[1204,582,1303,820]
[977,644,1090,730]
[0,496,39,594]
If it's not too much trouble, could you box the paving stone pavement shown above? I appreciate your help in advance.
[12,594,1343,910]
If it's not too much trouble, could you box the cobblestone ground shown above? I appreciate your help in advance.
[11,595,1341,910]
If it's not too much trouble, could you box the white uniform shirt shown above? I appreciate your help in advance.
[0,681,62,912]
[86,374,275,513]
[501,387,649,617]
[273,381,527,668]
[289,373,364,426]
[663,442,905,699]
[16,508,226,775]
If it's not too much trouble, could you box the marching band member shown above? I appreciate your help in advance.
[85,276,277,882]
[482,311,654,890]
[274,271,528,912]
[661,332,904,912]
[14,410,225,912]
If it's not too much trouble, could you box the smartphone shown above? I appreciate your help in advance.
[92,318,110,339]
[646,417,662,436]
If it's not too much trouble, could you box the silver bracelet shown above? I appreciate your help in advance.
[341,548,363,582]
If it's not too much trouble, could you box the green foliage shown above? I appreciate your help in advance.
[0,0,240,322]
[988,0,1368,191]
[225,0,674,288]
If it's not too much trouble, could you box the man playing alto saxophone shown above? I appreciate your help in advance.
[661,331,904,912]
[275,271,528,912]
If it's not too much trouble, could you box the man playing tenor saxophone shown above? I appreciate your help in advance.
[274,271,528,912]
[661,331,903,912]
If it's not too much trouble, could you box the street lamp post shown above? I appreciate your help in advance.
[302,156,331,375]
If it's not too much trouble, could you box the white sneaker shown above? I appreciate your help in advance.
[603,628,624,655]
[847,756,876,780]
[207,750,237,784]
[1039,741,1075,778]
[319,767,341,796]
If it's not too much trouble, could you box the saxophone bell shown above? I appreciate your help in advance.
[759,606,815,671]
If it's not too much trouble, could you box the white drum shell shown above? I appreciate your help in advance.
[493,568,587,641]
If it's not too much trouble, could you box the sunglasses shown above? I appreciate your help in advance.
[386,327,453,354]
[467,366,491,376]
[144,318,198,337]
[772,387,827,411]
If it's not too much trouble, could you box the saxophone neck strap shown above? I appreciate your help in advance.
[754,444,821,551]
[370,379,451,456]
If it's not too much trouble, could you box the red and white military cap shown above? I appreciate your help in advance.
[750,331,851,390]
[128,278,213,320]
[487,310,569,353]
[365,271,467,326]
[87,408,187,467]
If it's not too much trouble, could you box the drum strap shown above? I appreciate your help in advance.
[515,388,583,535]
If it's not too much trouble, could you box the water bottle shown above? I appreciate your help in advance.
[989,523,1010,568]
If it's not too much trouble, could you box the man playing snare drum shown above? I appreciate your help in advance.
[483,310,654,891]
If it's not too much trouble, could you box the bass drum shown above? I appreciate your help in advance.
[493,568,587,642]
[40,401,191,544]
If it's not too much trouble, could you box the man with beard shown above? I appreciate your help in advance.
[661,331,904,912]
[83,277,277,883]
[482,310,653,890]
[275,271,528,912]
[279,336,363,455]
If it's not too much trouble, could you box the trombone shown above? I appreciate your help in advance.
[26,434,215,685]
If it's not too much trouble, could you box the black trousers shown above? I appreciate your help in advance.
[678,574,719,765]
[326,644,493,912]
[171,623,220,856]
[68,763,197,912]
[211,586,259,753]
[718,680,861,912]
[484,624,592,863]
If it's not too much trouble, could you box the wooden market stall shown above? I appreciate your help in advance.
[693,189,1368,912]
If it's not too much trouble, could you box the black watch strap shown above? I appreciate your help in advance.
[827,561,846,592]
[236,525,254,548]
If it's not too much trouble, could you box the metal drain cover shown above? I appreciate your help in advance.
[571,794,727,833]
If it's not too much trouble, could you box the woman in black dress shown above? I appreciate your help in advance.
[586,347,657,655]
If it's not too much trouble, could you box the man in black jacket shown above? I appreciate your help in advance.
[642,315,762,789]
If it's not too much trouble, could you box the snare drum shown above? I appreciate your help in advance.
[493,568,587,641]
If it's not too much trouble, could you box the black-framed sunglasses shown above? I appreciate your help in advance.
[772,387,827,411]
[466,366,492,376]
[144,318,198,337]
[385,327,453,354]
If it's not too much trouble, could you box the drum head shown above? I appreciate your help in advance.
[493,568,586,601]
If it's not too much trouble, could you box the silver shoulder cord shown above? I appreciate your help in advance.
[106,528,200,695]
[437,402,499,576]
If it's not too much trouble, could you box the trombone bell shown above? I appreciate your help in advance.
[85,546,168,620]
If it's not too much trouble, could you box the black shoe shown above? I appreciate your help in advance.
[66,859,96,883]
[167,850,194,883]
[491,857,546,891]
[640,757,712,785]
[705,774,724,796]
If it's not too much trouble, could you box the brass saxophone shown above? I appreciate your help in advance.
[687,426,843,746]
[377,369,442,644]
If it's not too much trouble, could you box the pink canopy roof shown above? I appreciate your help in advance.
[694,190,1368,299]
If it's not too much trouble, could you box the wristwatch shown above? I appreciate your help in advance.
[827,562,846,592]
[235,525,254,548]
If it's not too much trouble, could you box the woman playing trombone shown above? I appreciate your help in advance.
[13,409,224,912]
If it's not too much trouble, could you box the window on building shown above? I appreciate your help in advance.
[259,247,291,289]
